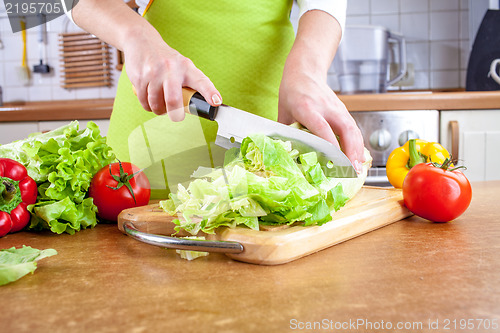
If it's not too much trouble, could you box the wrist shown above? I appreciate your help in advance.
[284,44,329,79]
[121,23,165,55]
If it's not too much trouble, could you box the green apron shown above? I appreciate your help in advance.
[106,0,295,198]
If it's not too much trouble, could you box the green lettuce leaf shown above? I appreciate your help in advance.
[0,246,57,286]
[160,134,372,234]
[28,197,98,235]
[0,121,115,234]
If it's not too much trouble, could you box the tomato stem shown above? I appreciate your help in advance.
[106,160,140,204]
[430,157,467,172]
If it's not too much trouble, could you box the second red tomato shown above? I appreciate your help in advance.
[402,162,472,222]
[89,161,151,222]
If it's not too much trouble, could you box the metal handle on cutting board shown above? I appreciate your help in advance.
[123,221,244,253]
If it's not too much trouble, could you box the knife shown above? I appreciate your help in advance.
[182,88,357,178]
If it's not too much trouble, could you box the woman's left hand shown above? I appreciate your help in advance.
[278,65,365,173]
[278,10,365,173]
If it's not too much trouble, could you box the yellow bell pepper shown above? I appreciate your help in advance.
[386,139,450,188]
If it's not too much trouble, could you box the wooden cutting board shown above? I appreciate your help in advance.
[117,186,412,265]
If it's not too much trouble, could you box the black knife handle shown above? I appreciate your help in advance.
[186,92,218,121]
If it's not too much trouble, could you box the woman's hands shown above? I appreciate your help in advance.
[123,31,222,120]
[279,10,365,172]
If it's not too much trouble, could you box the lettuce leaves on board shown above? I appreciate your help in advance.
[160,133,372,235]
[0,246,57,286]
[0,121,115,234]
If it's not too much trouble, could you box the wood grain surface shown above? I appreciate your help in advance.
[0,181,499,333]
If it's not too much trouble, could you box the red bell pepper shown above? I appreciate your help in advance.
[0,158,37,236]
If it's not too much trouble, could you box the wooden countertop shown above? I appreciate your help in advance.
[0,99,113,122]
[1,91,499,123]
[342,90,500,111]
[1,181,500,332]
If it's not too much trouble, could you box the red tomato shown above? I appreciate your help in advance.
[402,162,472,222]
[89,161,151,222]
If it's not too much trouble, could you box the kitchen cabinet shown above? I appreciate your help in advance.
[440,109,500,182]
[0,122,39,145]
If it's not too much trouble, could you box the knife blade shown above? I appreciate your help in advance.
[182,88,357,178]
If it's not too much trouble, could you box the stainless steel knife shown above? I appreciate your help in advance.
[182,88,357,178]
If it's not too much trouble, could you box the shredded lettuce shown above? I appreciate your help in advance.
[0,121,115,234]
[175,237,209,260]
[160,134,372,234]
[0,246,57,286]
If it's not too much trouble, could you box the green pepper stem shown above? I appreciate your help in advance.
[0,177,23,214]
[408,139,427,169]
[2,180,16,202]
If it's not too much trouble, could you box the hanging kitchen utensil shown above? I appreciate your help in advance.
[33,14,50,74]
[17,17,30,85]
[59,32,112,88]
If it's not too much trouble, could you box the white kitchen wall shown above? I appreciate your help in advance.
[0,2,120,104]
[292,0,471,91]
[1,0,471,104]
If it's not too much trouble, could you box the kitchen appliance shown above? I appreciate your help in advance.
[333,25,407,94]
[118,187,412,265]
[351,110,440,186]
[466,9,500,91]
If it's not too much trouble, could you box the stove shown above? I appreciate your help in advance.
[351,110,440,186]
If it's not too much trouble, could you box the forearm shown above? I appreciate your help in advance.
[71,0,163,52]
[286,10,342,78]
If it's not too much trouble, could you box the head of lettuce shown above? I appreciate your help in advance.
[160,134,372,235]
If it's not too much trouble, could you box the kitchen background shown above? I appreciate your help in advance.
[0,0,492,104]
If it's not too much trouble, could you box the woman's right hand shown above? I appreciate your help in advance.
[123,32,222,121]
[72,0,222,121]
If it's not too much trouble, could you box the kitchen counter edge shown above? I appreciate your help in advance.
[1,91,499,122]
